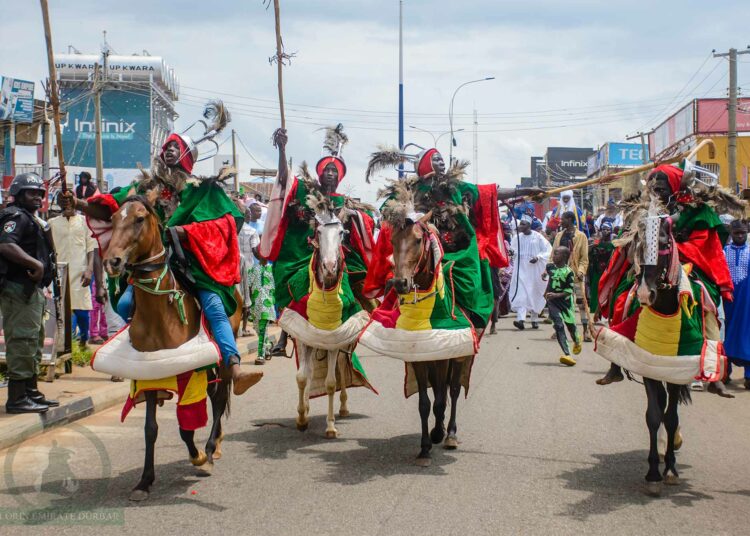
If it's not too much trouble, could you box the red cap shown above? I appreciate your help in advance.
[417,148,440,178]
[648,164,683,194]
[315,156,346,183]
[160,133,194,174]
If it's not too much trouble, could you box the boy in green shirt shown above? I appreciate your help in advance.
[544,246,582,366]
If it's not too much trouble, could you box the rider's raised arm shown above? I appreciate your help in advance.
[61,193,112,221]
[273,128,289,189]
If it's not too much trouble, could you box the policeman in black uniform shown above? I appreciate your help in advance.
[0,172,58,413]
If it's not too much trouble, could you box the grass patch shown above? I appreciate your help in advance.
[71,341,93,367]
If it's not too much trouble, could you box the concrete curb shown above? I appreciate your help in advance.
[0,332,272,451]
[0,381,130,451]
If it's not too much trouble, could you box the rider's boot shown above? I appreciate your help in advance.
[229,355,263,395]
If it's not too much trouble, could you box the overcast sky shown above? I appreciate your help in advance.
[2,0,749,201]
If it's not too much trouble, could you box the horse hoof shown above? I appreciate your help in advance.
[190,451,208,467]
[129,489,149,502]
[296,421,309,432]
[325,430,338,439]
[644,481,663,497]
[213,434,224,460]
[664,473,680,486]
[444,436,459,450]
[415,457,432,468]
[196,461,214,477]
[339,409,350,418]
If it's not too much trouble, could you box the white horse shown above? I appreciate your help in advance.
[279,194,372,438]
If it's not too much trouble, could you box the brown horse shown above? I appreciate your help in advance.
[388,214,466,466]
[103,196,237,501]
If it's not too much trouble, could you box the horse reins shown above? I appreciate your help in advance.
[400,222,439,305]
[125,244,189,325]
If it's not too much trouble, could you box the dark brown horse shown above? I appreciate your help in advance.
[388,214,466,466]
[103,197,237,501]
[632,204,690,496]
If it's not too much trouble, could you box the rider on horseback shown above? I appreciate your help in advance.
[596,163,739,388]
[64,127,263,396]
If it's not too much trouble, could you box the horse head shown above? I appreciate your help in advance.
[381,182,437,295]
[103,196,163,277]
[634,200,681,309]
[306,191,346,290]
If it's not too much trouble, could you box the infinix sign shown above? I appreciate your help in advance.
[71,118,137,140]
[60,87,151,168]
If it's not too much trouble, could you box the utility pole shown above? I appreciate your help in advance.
[713,46,750,192]
[94,62,104,191]
[626,131,650,164]
[472,108,478,184]
[398,0,404,177]
[231,129,238,192]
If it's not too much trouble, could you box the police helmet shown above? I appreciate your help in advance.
[9,172,46,197]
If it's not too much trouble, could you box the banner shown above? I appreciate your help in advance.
[0,76,35,123]
[60,87,152,169]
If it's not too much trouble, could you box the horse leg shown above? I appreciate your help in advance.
[130,391,158,501]
[324,349,339,439]
[429,360,448,444]
[445,357,464,450]
[201,366,231,475]
[414,362,433,467]
[663,383,683,485]
[337,351,350,418]
[296,344,311,431]
[644,378,667,496]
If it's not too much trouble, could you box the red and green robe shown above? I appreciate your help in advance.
[364,180,506,330]
[595,204,731,383]
[87,180,243,315]
[260,176,376,397]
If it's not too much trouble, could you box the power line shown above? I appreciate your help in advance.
[234,131,271,169]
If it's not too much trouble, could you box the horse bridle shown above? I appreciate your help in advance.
[399,221,438,305]
[310,219,346,292]
[643,216,680,290]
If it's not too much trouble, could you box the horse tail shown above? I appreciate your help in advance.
[677,385,692,406]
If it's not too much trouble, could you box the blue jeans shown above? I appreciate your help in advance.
[116,285,134,322]
[198,289,239,366]
[71,309,90,344]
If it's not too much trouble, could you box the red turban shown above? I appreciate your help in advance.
[417,148,440,178]
[648,164,683,194]
[316,156,346,183]
[160,133,195,174]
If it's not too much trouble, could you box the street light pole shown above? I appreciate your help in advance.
[448,77,493,164]
[409,125,464,151]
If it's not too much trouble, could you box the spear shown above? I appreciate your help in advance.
[535,140,717,200]
[39,0,67,193]
[266,0,291,130]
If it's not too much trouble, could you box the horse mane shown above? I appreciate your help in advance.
[122,195,159,217]
[380,180,416,229]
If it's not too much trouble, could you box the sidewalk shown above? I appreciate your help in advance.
[0,329,278,451]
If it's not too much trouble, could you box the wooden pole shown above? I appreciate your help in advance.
[273,0,285,129]
[39,0,67,192]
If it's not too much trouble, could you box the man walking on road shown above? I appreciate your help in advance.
[509,215,552,330]
[0,173,58,413]
[554,211,591,340]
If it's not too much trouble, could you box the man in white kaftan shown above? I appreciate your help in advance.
[49,202,96,346]
[509,215,552,330]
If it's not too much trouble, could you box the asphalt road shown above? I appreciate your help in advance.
[2,316,749,535]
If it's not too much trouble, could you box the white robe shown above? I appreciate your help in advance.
[509,230,552,314]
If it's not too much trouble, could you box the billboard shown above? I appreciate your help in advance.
[696,98,750,133]
[607,142,648,167]
[60,87,151,169]
[0,76,35,123]
[648,101,695,159]
[545,147,593,178]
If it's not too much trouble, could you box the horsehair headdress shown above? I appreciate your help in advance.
[365,143,470,184]
[176,100,232,164]
[320,123,348,158]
